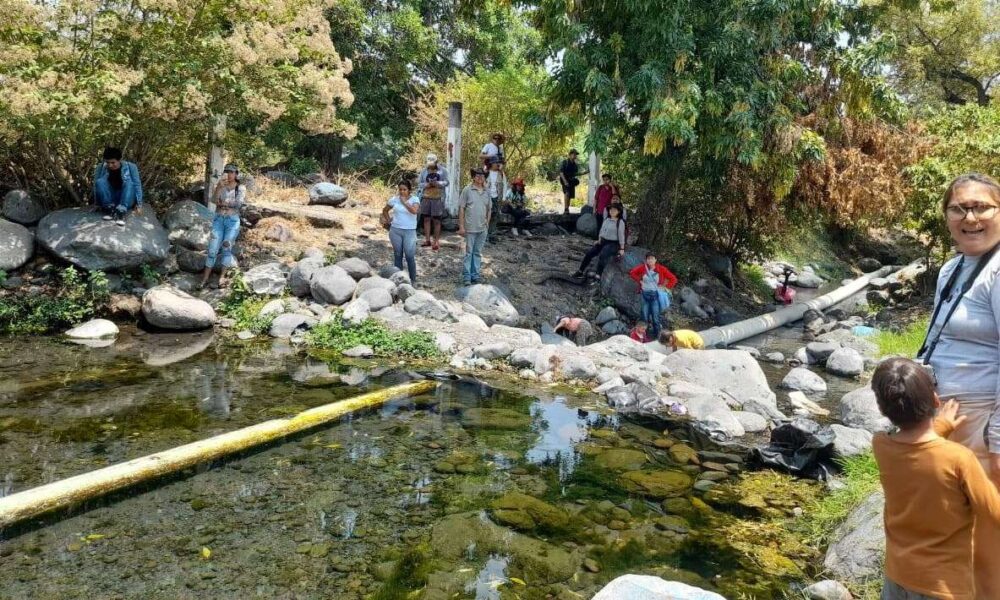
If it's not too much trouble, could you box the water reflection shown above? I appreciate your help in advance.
[525,396,617,479]
[467,554,510,600]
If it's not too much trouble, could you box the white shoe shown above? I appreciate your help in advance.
[511,228,519,236]
[102,214,113,221]
[523,230,532,237]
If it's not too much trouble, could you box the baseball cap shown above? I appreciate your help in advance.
[470,167,486,177]
[426,153,438,165]
[223,163,239,173]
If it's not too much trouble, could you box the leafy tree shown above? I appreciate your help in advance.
[532,0,906,260]
[887,0,1000,107]
[0,0,354,205]
[403,65,576,186]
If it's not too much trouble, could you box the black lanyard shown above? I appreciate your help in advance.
[918,245,1000,364]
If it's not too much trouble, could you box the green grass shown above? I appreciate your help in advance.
[219,273,277,335]
[306,314,439,358]
[871,317,928,358]
[742,264,774,299]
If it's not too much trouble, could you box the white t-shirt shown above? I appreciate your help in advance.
[482,142,500,157]
[488,171,501,198]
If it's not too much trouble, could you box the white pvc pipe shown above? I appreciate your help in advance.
[698,261,922,348]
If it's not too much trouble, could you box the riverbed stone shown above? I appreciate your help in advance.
[558,353,598,379]
[404,291,450,321]
[258,299,287,318]
[308,182,348,207]
[3,190,46,225]
[359,287,393,312]
[508,347,538,369]
[142,285,216,330]
[311,265,357,305]
[243,262,288,295]
[587,335,650,363]
[684,395,745,439]
[356,275,396,297]
[64,319,119,340]
[825,347,864,377]
[663,349,777,406]
[594,448,648,471]
[803,580,853,600]
[490,492,571,533]
[829,424,873,457]
[37,208,170,271]
[289,258,324,297]
[434,332,456,354]
[595,306,619,325]
[816,329,879,360]
[780,367,827,393]
[342,345,374,358]
[455,284,520,326]
[460,408,531,430]
[763,352,785,363]
[840,386,892,433]
[341,298,371,324]
[269,313,316,338]
[619,470,693,499]
[0,219,33,271]
[593,575,726,600]
[824,491,885,583]
[732,411,769,433]
[806,341,839,363]
[474,341,513,360]
[335,257,371,280]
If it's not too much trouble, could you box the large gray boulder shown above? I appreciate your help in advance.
[356,275,396,298]
[3,190,46,225]
[308,182,348,207]
[37,208,170,271]
[142,285,215,330]
[558,353,598,379]
[684,395,746,439]
[829,424,874,457]
[587,335,650,363]
[840,386,892,433]
[269,313,316,338]
[175,247,206,274]
[662,349,777,407]
[575,212,598,238]
[335,257,371,280]
[823,491,885,583]
[359,288,393,311]
[594,306,619,325]
[780,367,828,393]
[0,219,34,271]
[163,200,213,251]
[816,329,879,360]
[826,347,864,377]
[289,258,324,297]
[404,290,450,321]
[455,284,519,326]
[243,262,288,295]
[599,246,647,319]
[310,265,356,305]
[593,576,725,600]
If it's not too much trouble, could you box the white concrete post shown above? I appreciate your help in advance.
[205,114,227,212]
[587,151,601,206]
[445,102,463,217]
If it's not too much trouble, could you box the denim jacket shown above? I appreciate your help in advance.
[92,160,143,206]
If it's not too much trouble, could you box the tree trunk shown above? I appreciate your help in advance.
[633,146,687,250]
[311,134,344,175]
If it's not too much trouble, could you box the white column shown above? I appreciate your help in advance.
[205,114,227,212]
[445,102,463,217]
[587,151,601,207]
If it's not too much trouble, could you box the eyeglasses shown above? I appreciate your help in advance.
[946,204,999,221]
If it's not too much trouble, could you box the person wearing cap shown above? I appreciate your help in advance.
[503,177,532,236]
[558,149,583,215]
[458,168,492,285]
[486,157,507,242]
[92,146,143,226]
[480,133,505,166]
[199,164,245,289]
[417,154,449,250]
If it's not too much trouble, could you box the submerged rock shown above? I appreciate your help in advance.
[460,408,531,430]
[490,492,571,533]
[619,470,693,499]
[593,448,649,472]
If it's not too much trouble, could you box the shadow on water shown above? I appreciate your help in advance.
[0,335,814,599]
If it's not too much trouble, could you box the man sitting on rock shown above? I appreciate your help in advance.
[92,147,143,226]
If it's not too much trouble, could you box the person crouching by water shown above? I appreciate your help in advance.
[381,180,421,285]
[199,164,244,289]
[660,330,704,351]
[418,154,448,250]
[870,358,1000,600]
[573,204,625,281]
[553,314,593,346]
[93,146,143,226]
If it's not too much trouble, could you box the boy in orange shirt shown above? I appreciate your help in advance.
[871,358,1000,600]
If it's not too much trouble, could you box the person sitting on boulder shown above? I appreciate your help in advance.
[503,177,531,236]
[629,321,652,343]
[418,154,448,250]
[199,163,245,289]
[661,329,704,351]
[553,314,594,346]
[870,358,1000,600]
[629,252,678,339]
[573,203,625,281]
[92,146,143,226]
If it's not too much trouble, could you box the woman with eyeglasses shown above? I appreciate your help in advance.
[918,173,1000,599]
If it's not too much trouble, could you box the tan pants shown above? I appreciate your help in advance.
[951,399,1000,600]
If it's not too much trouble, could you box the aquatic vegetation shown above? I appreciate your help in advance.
[0,267,109,334]
[871,317,928,357]
[306,315,439,358]
[219,273,276,335]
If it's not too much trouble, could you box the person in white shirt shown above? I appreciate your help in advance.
[486,158,506,242]
[480,132,505,166]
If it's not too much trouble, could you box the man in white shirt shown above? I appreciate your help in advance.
[480,132,505,166]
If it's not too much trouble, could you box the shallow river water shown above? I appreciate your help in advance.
[0,333,823,599]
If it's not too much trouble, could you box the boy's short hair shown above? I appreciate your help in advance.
[635,321,647,328]
[645,252,656,259]
[103,147,123,160]
[659,330,674,344]
[602,174,611,180]
[871,357,937,428]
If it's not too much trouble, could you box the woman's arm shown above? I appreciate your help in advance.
[989,279,1000,486]
[404,197,420,214]
[381,199,394,222]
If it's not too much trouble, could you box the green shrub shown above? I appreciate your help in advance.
[220,274,277,336]
[306,314,439,358]
[743,264,774,299]
[871,318,929,358]
[0,267,110,334]
[287,155,322,177]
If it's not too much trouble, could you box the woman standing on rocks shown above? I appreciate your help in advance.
[199,164,244,289]
[381,180,420,284]
[918,173,1000,598]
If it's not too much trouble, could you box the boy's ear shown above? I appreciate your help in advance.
[933,392,942,408]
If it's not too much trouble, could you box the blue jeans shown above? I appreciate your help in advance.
[389,227,417,283]
[463,231,487,283]
[94,176,138,213]
[205,214,240,268]
[641,289,664,338]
